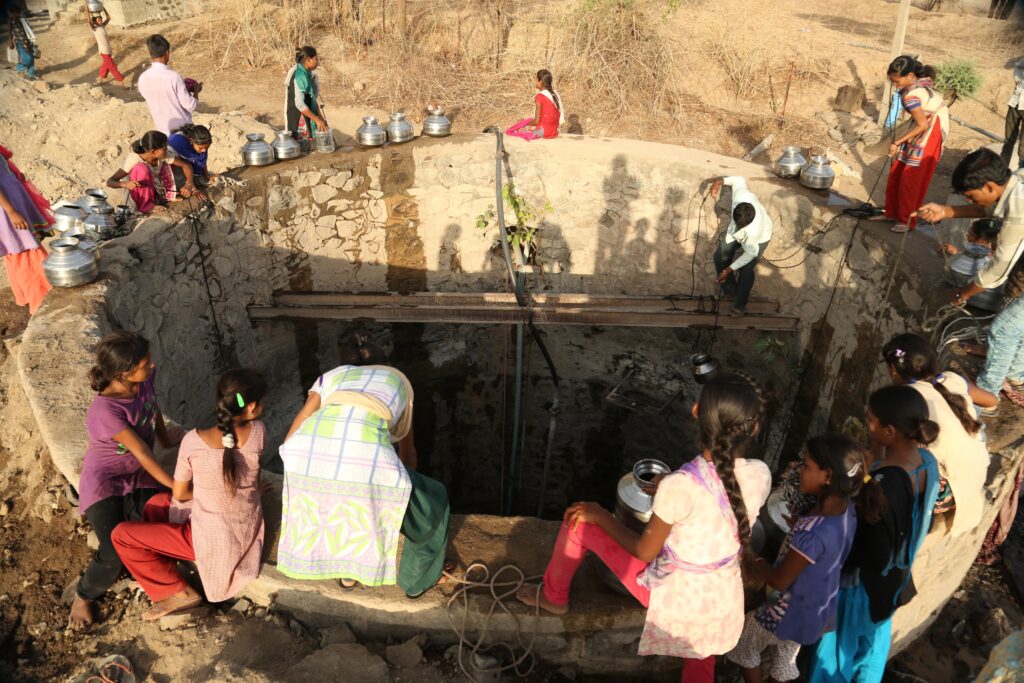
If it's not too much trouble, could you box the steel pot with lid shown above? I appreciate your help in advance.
[272,130,301,160]
[422,107,452,137]
[775,146,806,179]
[43,237,99,288]
[800,154,836,190]
[241,133,275,166]
[356,116,387,146]
[386,112,414,144]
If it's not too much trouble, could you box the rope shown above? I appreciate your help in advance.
[183,194,229,372]
[871,228,910,333]
[443,563,543,680]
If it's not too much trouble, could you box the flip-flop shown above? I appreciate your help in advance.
[405,561,457,600]
[1001,382,1024,408]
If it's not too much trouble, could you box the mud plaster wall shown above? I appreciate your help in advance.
[15,133,1024,661]
[92,135,944,515]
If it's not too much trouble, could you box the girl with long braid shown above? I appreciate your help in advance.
[506,69,564,141]
[517,372,772,683]
[112,369,269,620]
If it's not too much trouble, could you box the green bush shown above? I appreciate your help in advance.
[934,59,983,99]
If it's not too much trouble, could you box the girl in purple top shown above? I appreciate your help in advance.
[727,434,884,682]
[69,331,181,630]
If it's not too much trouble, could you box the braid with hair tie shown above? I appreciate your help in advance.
[216,395,240,493]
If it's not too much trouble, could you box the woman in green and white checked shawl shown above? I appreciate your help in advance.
[278,354,450,597]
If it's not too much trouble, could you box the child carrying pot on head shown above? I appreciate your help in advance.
[506,69,564,141]
[112,369,268,620]
[727,433,880,683]
[106,131,197,214]
[516,372,773,683]
[83,2,126,86]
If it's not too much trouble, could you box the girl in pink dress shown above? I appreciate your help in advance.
[112,368,268,620]
[517,372,773,683]
[506,69,564,140]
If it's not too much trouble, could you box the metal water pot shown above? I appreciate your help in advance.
[43,237,99,287]
[241,133,275,166]
[946,243,1006,312]
[53,205,87,234]
[615,459,672,533]
[84,205,117,237]
[356,116,387,146]
[690,353,720,385]
[86,0,104,12]
[272,130,301,160]
[775,146,806,179]
[314,127,336,153]
[422,106,452,137]
[386,112,414,144]
[800,154,836,190]
[81,188,110,211]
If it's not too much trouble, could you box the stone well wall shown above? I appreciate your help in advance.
[14,133,1024,668]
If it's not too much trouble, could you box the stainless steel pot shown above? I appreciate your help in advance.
[86,0,104,12]
[386,112,414,144]
[43,237,99,288]
[422,106,452,137]
[314,128,336,154]
[272,130,301,160]
[53,205,87,234]
[690,352,720,385]
[84,205,117,238]
[241,133,276,166]
[356,116,387,146]
[947,243,1006,312]
[81,188,110,211]
[775,146,806,179]
[800,154,836,190]
[614,458,672,533]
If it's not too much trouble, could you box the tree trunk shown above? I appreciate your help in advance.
[397,0,407,35]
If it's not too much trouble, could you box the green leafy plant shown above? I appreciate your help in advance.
[934,59,983,100]
[475,183,552,262]
[754,332,787,361]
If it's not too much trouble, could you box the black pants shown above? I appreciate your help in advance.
[1003,106,1024,169]
[77,488,161,601]
[713,239,768,311]
[171,166,209,193]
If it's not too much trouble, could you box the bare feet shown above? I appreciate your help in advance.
[515,583,569,615]
[867,213,894,222]
[68,595,95,630]
[957,341,987,358]
[142,586,202,621]
[339,578,358,589]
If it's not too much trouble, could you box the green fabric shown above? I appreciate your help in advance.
[397,469,450,596]
[294,63,320,135]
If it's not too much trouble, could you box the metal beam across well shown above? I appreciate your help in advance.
[248,292,799,331]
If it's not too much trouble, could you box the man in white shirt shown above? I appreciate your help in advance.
[917,149,1024,409]
[709,176,774,316]
[136,34,201,135]
[1002,58,1024,169]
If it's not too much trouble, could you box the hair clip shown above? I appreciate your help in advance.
[863,474,872,484]
[847,462,861,477]
[222,434,236,448]
[893,348,906,360]
[236,392,246,409]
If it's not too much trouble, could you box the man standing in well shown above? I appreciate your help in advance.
[137,34,201,135]
[709,176,774,317]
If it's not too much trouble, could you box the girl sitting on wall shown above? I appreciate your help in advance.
[516,372,773,683]
[106,131,196,214]
[112,369,268,620]
[168,124,216,199]
[882,333,994,537]
[809,386,940,683]
[506,69,564,141]
[69,332,181,630]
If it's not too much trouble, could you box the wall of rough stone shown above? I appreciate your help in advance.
[15,133,1022,666]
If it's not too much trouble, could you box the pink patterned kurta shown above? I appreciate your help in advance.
[638,457,772,659]
[173,421,266,602]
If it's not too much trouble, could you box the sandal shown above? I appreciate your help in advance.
[890,223,910,233]
[405,561,456,600]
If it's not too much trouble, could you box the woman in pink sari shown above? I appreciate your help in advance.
[506,69,564,141]
[0,143,52,314]
[106,131,193,214]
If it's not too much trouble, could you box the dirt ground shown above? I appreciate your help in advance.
[2,0,1024,681]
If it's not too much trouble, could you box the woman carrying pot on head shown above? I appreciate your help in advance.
[873,56,949,234]
[106,131,196,214]
[167,124,216,200]
[277,336,453,599]
[284,46,328,150]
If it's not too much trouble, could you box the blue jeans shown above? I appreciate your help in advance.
[978,294,1024,395]
[15,41,36,79]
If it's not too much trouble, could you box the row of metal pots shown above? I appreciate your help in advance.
[774,146,836,190]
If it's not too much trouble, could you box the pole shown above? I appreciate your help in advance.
[877,0,912,126]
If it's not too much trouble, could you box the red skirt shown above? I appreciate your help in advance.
[884,127,943,227]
